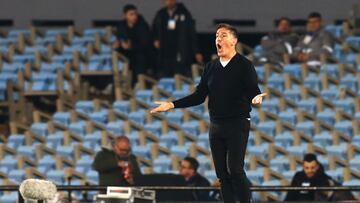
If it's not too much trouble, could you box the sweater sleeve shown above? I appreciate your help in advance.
[172,64,209,108]
[92,150,119,172]
[244,62,261,102]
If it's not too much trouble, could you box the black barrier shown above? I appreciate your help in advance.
[0,185,359,202]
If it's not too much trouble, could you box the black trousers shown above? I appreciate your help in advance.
[209,118,251,203]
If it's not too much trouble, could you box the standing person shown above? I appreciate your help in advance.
[113,4,153,86]
[179,157,212,201]
[150,24,266,203]
[152,0,203,77]
[92,136,141,186]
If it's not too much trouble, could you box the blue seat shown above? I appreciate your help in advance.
[326,144,348,160]
[204,170,217,184]
[159,131,178,148]
[250,108,260,124]
[8,169,26,184]
[283,85,302,102]
[255,65,265,80]
[304,73,322,91]
[0,192,19,203]
[113,100,131,114]
[349,155,360,171]
[76,155,94,173]
[31,122,49,137]
[128,110,146,125]
[23,45,48,54]
[274,132,295,147]
[197,155,213,171]
[320,64,339,78]
[267,73,285,91]
[72,36,95,46]
[247,168,266,185]
[0,156,18,171]
[69,121,87,136]
[340,74,358,92]
[132,145,152,159]
[284,64,302,78]
[334,121,353,137]
[188,104,205,114]
[296,121,315,136]
[76,100,94,114]
[170,145,190,158]
[56,145,75,160]
[83,131,103,148]
[326,168,345,183]
[313,131,333,147]
[346,36,360,47]
[316,109,336,125]
[89,110,108,124]
[63,44,87,54]
[17,145,38,160]
[87,170,99,184]
[158,78,176,92]
[181,121,200,136]
[8,29,31,38]
[320,86,339,100]
[38,155,56,174]
[45,29,68,37]
[198,133,210,149]
[35,36,57,45]
[247,144,269,160]
[278,109,297,125]
[325,25,342,38]
[7,134,25,148]
[47,170,66,185]
[165,109,184,125]
[334,98,355,115]
[46,132,66,148]
[257,121,276,137]
[260,98,279,114]
[13,54,36,63]
[41,62,65,73]
[153,155,173,172]
[287,144,308,158]
[172,90,189,100]
[106,120,125,135]
[84,28,107,37]
[52,53,73,63]
[53,112,71,126]
[283,170,296,182]
[144,121,162,136]
[298,98,317,114]
[135,90,153,104]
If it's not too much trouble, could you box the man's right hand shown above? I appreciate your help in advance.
[150,101,174,114]
[112,41,121,49]
[154,40,160,49]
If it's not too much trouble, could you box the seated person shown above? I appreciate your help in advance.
[92,135,141,186]
[260,17,299,65]
[285,153,354,201]
[179,157,212,201]
[293,12,335,65]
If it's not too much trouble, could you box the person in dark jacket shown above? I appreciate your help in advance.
[92,135,141,186]
[180,157,212,201]
[260,17,299,65]
[113,4,153,86]
[285,153,355,201]
[152,0,203,77]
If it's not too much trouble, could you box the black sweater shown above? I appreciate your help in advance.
[173,53,261,121]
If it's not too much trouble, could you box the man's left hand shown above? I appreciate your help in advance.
[252,93,267,104]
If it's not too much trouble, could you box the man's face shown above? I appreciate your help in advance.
[277,19,291,33]
[215,28,237,58]
[164,0,177,10]
[125,9,138,25]
[307,17,321,32]
[179,160,195,179]
[303,160,319,178]
[113,140,131,158]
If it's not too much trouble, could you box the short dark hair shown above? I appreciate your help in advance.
[123,4,137,14]
[113,135,130,145]
[308,12,322,20]
[303,153,318,163]
[183,156,199,171]
[276,17,291,26]
[216,23,238,39]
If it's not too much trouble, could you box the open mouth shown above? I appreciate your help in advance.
[216,44,222,50]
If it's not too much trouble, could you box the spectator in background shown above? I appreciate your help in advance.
[92,136,141,186]
[285,153,354,201]
[113,4,153,86]
[294,12,335,65]
[260,17,299,65]
[179,157,212,201]
[152,0,203,78]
